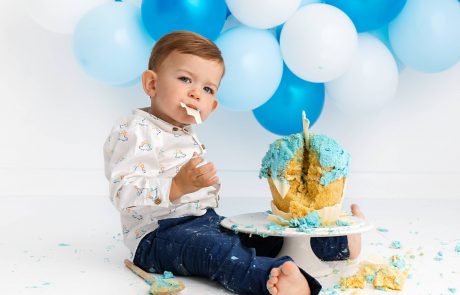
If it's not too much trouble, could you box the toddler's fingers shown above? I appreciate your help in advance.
[199,175,219,187]
[187,156,203,168]
[194,162,215,177]
[196,166,217,181]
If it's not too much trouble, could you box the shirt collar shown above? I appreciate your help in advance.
[134,108,193,134]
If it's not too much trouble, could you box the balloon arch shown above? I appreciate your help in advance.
[28,0,460,135]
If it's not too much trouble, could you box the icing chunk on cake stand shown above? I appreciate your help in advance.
[220,211,372,277]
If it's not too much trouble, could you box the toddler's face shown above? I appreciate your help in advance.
[147,51,223,127]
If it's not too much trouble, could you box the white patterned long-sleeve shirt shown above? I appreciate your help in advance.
[103,108,220,254]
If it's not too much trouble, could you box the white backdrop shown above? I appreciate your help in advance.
[1,2,459,199]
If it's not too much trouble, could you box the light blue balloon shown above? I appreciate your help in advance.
[73,2,154,86]
[253,65,324,136]
[389,0,460,73]
[141,0,227,41]
[216,27,283,111]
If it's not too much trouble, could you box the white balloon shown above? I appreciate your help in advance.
[326,34,399,114]
[27,0,108,34]
[226,0,301,29]
[280,4,358,83]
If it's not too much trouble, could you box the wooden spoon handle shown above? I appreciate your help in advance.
[124,259,156,283]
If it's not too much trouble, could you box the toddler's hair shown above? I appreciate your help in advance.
[148,31,224,72]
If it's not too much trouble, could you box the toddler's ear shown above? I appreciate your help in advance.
[142,70,157,97]
[211,99,219,112]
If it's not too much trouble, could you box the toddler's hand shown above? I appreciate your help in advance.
[170,153,219,201]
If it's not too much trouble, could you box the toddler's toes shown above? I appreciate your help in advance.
[351,204,365,219]
[270,267,281,278]
[280,261,297,276]
[267,276,278,287]
[268,285,278,295]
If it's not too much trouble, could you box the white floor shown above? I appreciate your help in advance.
[0,196,459,295]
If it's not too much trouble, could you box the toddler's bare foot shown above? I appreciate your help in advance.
[266,261,310,295]
[351,203,365,219]
[348,203,365,259]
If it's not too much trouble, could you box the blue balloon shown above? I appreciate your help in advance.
[253,65,325,136]
[389,0,460,73]
[73,2,154,86]
[325,0,407,32]
[141,0,227,41]
[216,27,283,111]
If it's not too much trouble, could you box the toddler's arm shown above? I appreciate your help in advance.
[104,121,174,213]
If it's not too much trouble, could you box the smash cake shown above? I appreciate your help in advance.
[259,112,350,226]
[339,255,409,291]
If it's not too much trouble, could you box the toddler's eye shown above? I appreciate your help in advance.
[204,87,214,95]
[179,76,191,83]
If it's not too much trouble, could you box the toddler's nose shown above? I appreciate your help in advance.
[188,88,201,101]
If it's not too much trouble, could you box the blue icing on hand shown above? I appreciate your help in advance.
[310,134,350,186]
[259,133,304,180]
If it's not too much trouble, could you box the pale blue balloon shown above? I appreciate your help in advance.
[73,1,154,86]
[389,0,460,73]
[215,27,283,111]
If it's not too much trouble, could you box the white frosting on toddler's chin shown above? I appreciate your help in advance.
[180,102,202,124]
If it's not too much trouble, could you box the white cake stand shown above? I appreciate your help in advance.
[220,212,372,277]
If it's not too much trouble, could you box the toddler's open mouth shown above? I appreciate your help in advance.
[185,103,200,112]
[180,102,202,124]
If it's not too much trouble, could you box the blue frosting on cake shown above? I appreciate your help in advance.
[259,133,304,181]
[259,132,350,186]
[310,134,350,186]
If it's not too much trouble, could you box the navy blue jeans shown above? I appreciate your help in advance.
[134,209,349,295]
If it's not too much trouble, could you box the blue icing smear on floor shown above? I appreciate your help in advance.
[389,240,402,249]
